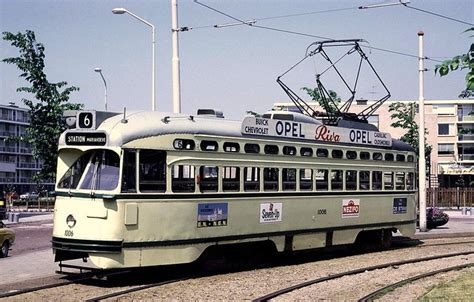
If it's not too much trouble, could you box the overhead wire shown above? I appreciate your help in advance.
[402,3,474,27]
[190,0,446,64]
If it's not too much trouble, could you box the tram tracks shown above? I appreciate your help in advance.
[2,238,474,301]
[252,250,474,301]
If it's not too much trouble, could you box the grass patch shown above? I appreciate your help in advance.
[418,271,474,301]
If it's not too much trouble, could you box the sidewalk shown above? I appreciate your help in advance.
[2,212,54,225]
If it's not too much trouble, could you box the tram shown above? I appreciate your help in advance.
[52,109,416,269]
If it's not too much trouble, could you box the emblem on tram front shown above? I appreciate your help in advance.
[66,214,77,228]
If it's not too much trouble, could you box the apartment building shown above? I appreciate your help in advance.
[0,103,51,195]
[272,99,474,188]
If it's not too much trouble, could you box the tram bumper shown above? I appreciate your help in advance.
[52,236,123,262]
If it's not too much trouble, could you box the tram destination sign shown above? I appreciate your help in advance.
[65,132,107,146]
[241,116,392,147]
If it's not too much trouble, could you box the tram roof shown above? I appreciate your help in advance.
[59,110,414,152]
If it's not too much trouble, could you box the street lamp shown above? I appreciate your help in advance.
[112,7,156,111]
[94,68,107,111]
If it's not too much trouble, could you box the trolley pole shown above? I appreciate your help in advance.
[171,0,182,113]
[418,31,427,232]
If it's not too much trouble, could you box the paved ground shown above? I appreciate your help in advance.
[0,210,473,286]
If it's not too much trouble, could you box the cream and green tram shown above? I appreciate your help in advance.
[52,110,416,269]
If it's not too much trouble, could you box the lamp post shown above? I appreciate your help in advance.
[112,8,156,111]
[94,68,107,111]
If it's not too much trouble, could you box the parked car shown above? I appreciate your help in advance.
[0,221,15,257]
[19,192,39,200]
[0,199,6,220]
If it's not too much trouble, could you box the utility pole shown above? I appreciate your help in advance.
[171,0,182,113]
[418,31,427,232]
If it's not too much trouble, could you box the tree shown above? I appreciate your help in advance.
[435,27,474,98]
[2,30,83,183]
[302,87,341,113]
[389,102,432,174]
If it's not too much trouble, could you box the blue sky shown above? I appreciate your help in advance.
[1,0,473,119]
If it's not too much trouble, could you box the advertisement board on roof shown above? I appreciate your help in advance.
[241,116,392,147]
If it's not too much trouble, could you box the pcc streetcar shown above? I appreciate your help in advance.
[52,109,416,269]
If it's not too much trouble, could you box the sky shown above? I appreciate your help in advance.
[1,0,473,119]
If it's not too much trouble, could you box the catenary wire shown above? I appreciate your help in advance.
[403,3,474,27]
[191,0,445,64]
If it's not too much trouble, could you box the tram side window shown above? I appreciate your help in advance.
[407,172,415,190]
[172,165,195,193]
[244,167,260,191]
[300,169,313,191]
[359,171,370,190]
[283,146,296,156]
[331,170,343,190]
[201,140,218,151]
[396,154,406,162]
[360,151,370,160]
[139,150,166,192]
[264,145,279,155]
[385,153,394,161]
[282,168,296,191]
[373,152,383,160]
[263,168,279,191]
[407,155,415,162]
[223,166,240,192]
[173,139,195,150]
[332,150,343,159]
[121,150,137,193]
[395,172,405,190]
[224,142,240,152]
[346,170,357,190]
[346,151,357,160]
[199,166,218,192]
[372,171,382,190]
[315,169,328,191]
[384,172,394,190]
[245,143,260,154]
[316,148,328,158]
[300,147,313,157]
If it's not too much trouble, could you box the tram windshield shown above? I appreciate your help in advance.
[58,149,120,191]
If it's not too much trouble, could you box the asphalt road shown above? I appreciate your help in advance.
[8,220,53,256]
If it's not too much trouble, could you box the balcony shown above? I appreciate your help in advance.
[458,134,474,141]
[17,162,38,169]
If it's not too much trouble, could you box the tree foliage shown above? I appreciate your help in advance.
[389,102,432,170]
[302,87,341,113]
[435,27,474,98]
[2,30,83,183]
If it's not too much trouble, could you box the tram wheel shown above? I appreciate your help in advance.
[1,241,9,258]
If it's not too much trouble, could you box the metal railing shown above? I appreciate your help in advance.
[427,188,474,208]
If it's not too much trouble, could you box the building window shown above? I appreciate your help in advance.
[438,143,454,155]
[438,124,451,135]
